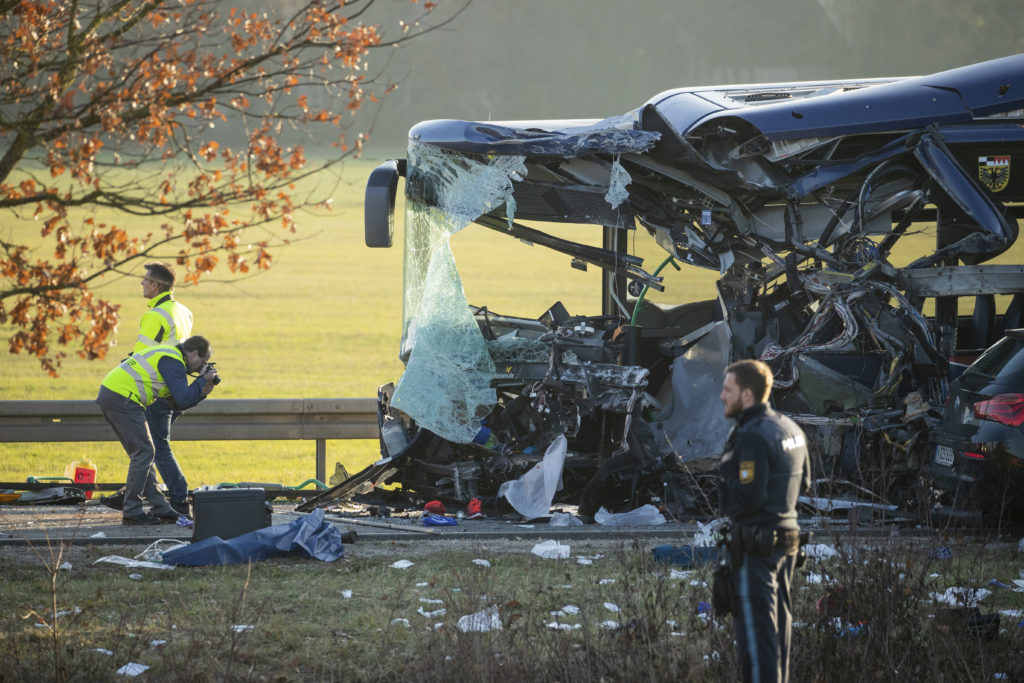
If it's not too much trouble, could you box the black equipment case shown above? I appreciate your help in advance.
[192,487,271,541]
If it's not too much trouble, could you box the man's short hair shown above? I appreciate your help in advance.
[181,335,210,358]
[145,262,176,290]
[726,359,773,404]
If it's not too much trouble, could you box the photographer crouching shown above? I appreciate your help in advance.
[716,360,810,683]
[96,336,220,525]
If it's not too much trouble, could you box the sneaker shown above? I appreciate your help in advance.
[122,512,162,526]
[100,489,125,511]
[466,498,484,519]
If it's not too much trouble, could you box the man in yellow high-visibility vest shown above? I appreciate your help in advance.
[101,262,194,516]
[97,336,219,525]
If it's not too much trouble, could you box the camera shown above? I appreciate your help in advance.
[202,362,222,386]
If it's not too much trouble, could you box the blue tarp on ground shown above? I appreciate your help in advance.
[651,544,720,568]
[162,509,344,566]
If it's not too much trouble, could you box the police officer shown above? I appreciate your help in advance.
[96,336,218,525]
[719,359,810,683]
[101,262,194,516]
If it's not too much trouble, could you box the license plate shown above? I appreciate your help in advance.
[934,444,955,467]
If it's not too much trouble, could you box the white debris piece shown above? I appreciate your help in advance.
[532,540,570,559]
[341,590,353,599]
[604,157,631,209]
[115,663,150,676]
[390,560,414,569]
[694,519,727,547]
[603,602,620,613]
[594,504,666,527]
[472,559,491,568]
[457,605,502,633]
[546,621,582,631]
[231,624,254,633]
[417,606,447,618]
[95,556,173,570]
[930,587,992,607]
[802,544,840,561]
[550,512,583,527]
[390,618,411,628]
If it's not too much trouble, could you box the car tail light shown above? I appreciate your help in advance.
[973,393,1024,427]
[963,451,986,460]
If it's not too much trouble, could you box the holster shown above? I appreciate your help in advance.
[712,560,735,616]
[713,526,739,616]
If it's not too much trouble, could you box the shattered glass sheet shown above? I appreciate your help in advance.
[392,142,527,443]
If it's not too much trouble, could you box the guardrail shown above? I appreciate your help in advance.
[0,398,380,484]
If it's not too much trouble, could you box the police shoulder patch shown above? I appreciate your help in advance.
[739,461,755,484]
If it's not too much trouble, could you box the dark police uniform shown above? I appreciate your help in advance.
[719,403,810,683]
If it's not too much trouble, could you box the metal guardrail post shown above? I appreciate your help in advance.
[316,439,327,485]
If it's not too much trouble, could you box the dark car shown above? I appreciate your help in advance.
[931,329,1024,517]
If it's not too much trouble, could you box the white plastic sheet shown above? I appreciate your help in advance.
[498,435,567,519]
[594,504,666,527]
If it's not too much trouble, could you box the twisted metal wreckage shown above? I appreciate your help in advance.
[300,55,1024,521]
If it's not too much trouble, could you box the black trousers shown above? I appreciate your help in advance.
[731,549,797,683]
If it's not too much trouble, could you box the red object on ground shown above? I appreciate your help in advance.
[466,498,483,518]
[424,500,446,515]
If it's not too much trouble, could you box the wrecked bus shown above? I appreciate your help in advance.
[302,55,1024,521]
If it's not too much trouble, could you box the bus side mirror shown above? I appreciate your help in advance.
[365,159,403,248]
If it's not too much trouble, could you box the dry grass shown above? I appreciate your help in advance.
[0,526,1022,681]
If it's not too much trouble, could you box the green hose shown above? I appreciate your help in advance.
[630,255,680,326]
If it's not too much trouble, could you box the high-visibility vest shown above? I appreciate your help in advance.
[101,345,184,407]
[135,293,193,353]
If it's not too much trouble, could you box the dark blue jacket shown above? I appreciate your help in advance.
[719,403,811,530]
